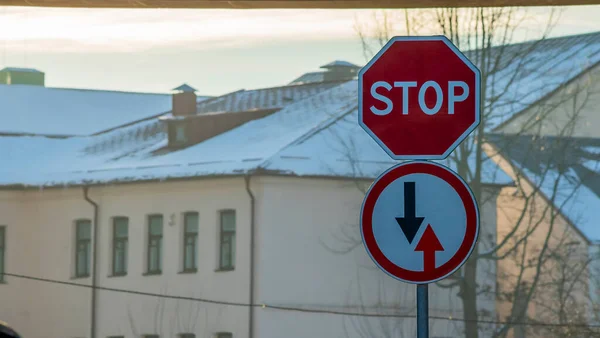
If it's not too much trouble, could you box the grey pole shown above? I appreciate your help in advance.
[417,284,429,338]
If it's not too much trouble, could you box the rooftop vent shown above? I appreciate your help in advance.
[289,60,361,85]
[171,83,198,117]
[0,67,45,86]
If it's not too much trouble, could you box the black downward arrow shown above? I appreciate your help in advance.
[396,182,425,244]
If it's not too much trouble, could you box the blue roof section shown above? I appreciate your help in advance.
[488,134,600,242]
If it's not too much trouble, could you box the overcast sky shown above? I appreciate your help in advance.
[0,6,599,96]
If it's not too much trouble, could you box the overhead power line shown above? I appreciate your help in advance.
[2,271,599,330]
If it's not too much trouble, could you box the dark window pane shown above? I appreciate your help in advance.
[183,212,198,271]
[77,220,91,240]
[217,333,232,338]
[185,212,199,233]
[75,220,91,277]
[220,211,235,232]
[149,215,163,235]
[114,217,128,238]
[219,210,236,270]
[113,217,128,275]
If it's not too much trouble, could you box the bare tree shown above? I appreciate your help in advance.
[323,7,599,338]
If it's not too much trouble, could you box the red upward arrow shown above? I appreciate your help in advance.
[414,225,444,272]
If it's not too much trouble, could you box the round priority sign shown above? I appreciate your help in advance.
[360,161,479,284]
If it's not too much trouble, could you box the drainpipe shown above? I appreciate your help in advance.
[244,175,256,338]
[83,186,98,338]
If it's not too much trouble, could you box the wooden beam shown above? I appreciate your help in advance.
[0,0,597,8]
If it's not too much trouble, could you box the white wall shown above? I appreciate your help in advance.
[253,177,500,338]
[0,178,252,338]
[0,175,501,338]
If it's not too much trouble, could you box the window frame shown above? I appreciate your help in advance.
[146,214,163,275]
[182,211,199,273]
[74,219,92,278]
[112,217,129,276]
[179,334,195,338]
[0,226,5,282]
[218,210,236,271]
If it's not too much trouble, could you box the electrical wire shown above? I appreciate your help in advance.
[3,271,600,329]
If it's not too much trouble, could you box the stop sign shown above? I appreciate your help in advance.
[358,36,481,160]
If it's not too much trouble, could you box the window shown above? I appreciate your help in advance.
[219,210,236,270]
[147,215,163,274]
[75,220,92,278]
[143,335,159,338]
[183,212,199,272]
[112,217,128,276]
[180,334,195,338]
[0,226,5,282]
[216,333,232,338]
[108,336,125,338]
[175,124,187,143]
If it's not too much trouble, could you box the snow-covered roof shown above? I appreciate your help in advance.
[488,134,600,242]
[289,72,325,85]
[484,31,600,129]
[0,84,174,136]
[0,67,42,73]
[195,81,344,114]
[320,60,360,69]
[172,84,197,92]
[0,80,511,188]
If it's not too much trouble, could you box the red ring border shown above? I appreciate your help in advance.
[360,161,480,284]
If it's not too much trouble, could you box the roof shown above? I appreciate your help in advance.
[0,67,43,73]
[0,80,512,188]
[0,84,173,136]
[320,60,360,69]
[172,84,197,92]
[488,134,600,242]
[195,81,345,114]
[289,72,325,85]
[481,31,600,130]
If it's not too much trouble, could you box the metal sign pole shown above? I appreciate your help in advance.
[417,284,429,338]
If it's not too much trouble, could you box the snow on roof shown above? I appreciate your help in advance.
[0,84,173,136]
[485,31,600,129]
[289,72,326,85]
[172,84,197,92]
[0,80,512,189]
[0,67,42,73]
[320,60,360,69]
[196,80,345,114]
[488,134,600,242]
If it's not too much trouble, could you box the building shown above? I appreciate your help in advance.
[0,31,599,338]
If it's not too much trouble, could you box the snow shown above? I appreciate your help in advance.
[1,67,42,73]
[484,33,600,129]
[0,84,173,136]
[0,81,359,186]
[320,60,360,68]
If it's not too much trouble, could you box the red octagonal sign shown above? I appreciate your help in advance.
[359,36,481,160]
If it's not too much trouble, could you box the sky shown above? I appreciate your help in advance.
[0,6,599,96]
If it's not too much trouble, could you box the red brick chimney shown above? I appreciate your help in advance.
[172,84,197,117]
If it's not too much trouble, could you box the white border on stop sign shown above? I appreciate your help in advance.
[357,35,482,160]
